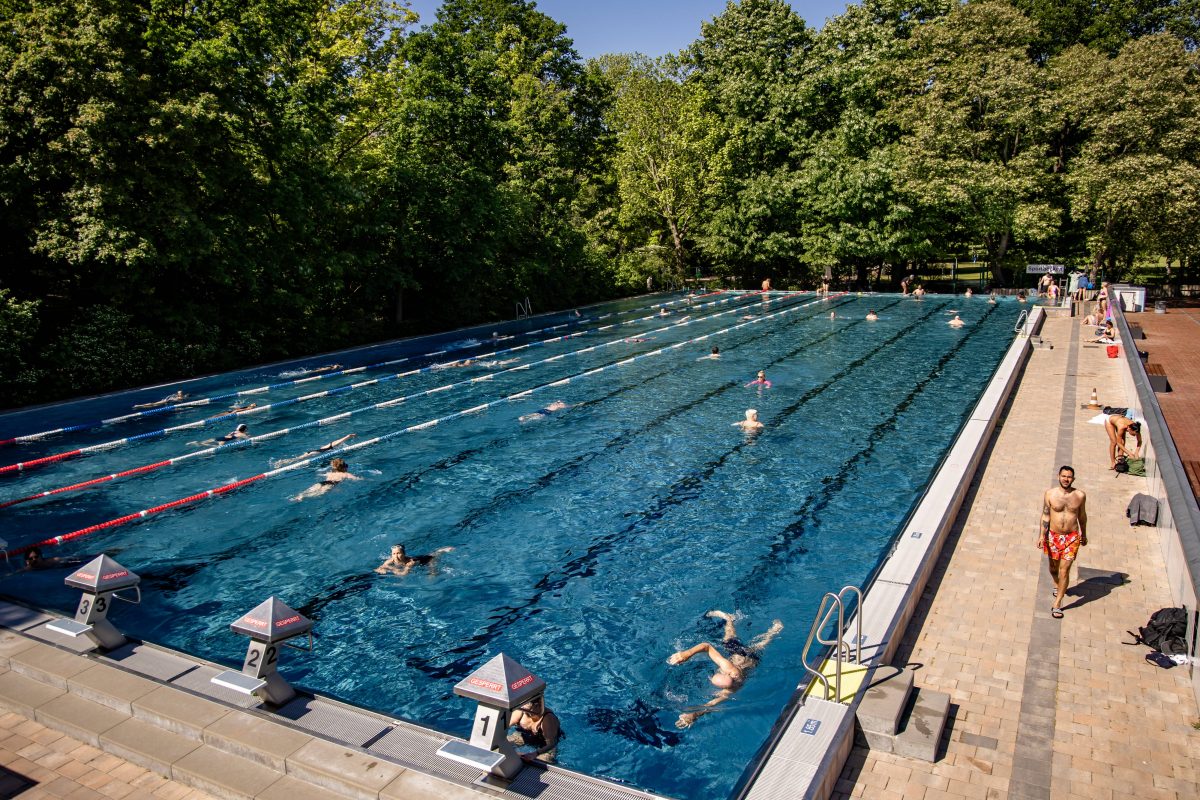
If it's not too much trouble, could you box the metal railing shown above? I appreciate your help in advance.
[801,585,863,702]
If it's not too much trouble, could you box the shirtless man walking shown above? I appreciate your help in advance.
[1038,465,1087,619]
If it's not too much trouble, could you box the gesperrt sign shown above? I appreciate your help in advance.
[1026,264,1065,274]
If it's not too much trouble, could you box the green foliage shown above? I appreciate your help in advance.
[887,0,1059,285]
[1056,35,1200,270]
[2,0,1198,406]
[687,0,815,285]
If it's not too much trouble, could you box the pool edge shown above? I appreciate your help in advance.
[735,307,1043,800]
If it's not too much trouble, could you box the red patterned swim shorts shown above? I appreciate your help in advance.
[1041,530,1081,561]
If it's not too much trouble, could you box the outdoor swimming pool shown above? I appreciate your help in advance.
[1,291,1019,798]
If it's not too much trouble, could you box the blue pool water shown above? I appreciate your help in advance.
[0,292,1018,798]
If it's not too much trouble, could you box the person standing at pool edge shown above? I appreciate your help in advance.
[1038,466,1087,619]
[667,611,783,728]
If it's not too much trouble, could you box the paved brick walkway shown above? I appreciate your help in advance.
[834,314,1200,800]
[0,711,215,800]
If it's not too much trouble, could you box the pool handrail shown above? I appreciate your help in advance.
[800,585,863,702]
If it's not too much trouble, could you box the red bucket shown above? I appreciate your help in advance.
[1106,345,1119,358]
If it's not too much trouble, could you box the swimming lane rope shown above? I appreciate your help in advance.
[0,291,769,476]
[3,294,842,556]
[0,293,803,504]
[0,290,729,448]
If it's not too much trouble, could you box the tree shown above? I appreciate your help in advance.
[687,0,814,286]
[594,53,711,285]
[798,0,954,285]
[1055,35,1200,276]
[393,0,613,324]
[887,1,1058,286]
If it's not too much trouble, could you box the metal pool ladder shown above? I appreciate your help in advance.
[1013,309,1029,335]
[801,585,863,702]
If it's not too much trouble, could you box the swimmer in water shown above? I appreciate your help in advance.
[866,310,878,321]
[507,694,562,763]
[988,294,998,304]
[965,288,973,298]
[948,314,965,328]
[659,308,670,316]
[699,346,720,361]
[520,401,569,423]
[189,423,250,448]
[830,311,836,319]
[229,401,257,412]
[375,544,454,576]
[19,547,83,572]
[133,390,188,410]
[746,371,771,389]
[625,337,650,343]
[271,434,357,468]
[734,409,763,431]
[667,611,782,728]
[292,457,360,501]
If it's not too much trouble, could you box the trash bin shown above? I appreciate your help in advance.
[1154,301,1167,314]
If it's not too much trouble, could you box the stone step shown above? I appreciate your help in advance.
[172,743,286,800]
[101,716,203,776]
[0,668,66,716]
[202,708,313,771]
[892,687,951,762]
[33,691,129,748]
[855,665,914,739]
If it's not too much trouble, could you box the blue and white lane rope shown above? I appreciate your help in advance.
[6,293,842,555]
[0,291,772,475]
[0,289,738,448]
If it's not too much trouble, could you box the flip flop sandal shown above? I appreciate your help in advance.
[1051,607,1064,619]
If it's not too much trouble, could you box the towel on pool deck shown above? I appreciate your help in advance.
[1126,493,1159,526]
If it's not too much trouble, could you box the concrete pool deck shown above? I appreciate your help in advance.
[1,309,1198,799]
[832,312,1200,799]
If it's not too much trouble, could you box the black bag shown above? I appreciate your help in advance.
[1127,608,1188,655]
[1114,456,1129,473]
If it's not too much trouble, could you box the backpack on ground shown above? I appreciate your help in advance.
[1126,607,1188,655]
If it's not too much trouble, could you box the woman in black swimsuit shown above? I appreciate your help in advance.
[507,695,561,763]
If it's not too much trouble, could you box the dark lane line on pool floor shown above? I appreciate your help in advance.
[1,292,803,529]
[124,299,852,596]
[400,299,951,680]
[0,291,775,482]
[731,301,1005,604]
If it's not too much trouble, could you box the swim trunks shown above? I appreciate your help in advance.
[1041,530,1081,561]
[724,638,758,664]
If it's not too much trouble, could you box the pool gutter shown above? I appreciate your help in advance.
[734,306,1044,800]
